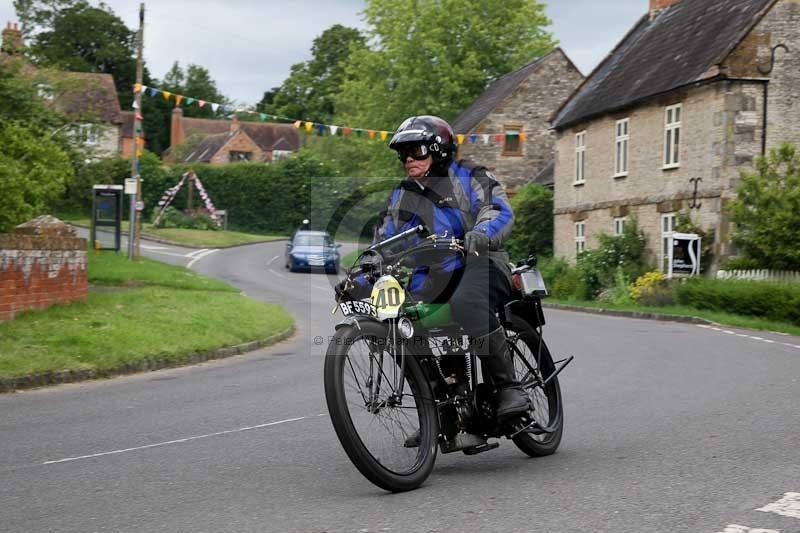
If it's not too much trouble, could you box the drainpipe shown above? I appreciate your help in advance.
[756,44,790,156]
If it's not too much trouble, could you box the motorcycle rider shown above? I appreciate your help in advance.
[337,116,530,443]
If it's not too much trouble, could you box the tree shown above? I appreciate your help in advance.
[729,143,800,271]
[505,184,553,261]
[264,24,365,123]
[335,0,556,130]
[0,121,73,232]
[23,1,138,108]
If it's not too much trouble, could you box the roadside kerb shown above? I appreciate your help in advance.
[0,325,295,394]
[542,302,715,326]
[69,223,286,250]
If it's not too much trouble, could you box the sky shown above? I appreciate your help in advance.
[0,0,647,107]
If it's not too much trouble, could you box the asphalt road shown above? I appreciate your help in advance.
[1,237,799,533]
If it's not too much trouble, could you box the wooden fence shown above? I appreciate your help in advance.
[716,269,800,283]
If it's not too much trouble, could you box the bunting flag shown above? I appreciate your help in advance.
[134,83,533,146]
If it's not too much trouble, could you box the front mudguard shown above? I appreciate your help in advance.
[334,313,386,332]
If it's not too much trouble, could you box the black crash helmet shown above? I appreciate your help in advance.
[388,115,456,168]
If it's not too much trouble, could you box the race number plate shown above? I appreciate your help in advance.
[371,275,406,320]
[338,300,377,317]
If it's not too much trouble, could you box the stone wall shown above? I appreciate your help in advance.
[0,217,88,322]
[457,49,584,192]
[723,0,800,152]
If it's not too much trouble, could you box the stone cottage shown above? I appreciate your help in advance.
[550,0,799,271]
[452,48,584,193]
[1,22,140,159]
[169,108,301,164]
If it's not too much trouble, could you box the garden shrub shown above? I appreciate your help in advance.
[631,271,673,307]
[673,278,800,325]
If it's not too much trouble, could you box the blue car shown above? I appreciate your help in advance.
[285,230,341,273]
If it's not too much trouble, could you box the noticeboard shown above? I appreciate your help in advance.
[669,232,701,278]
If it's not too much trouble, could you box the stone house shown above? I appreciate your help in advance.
[169,107,301,164]
[452,48,584,193]
[1,22,140,159]
[550,0,800,272]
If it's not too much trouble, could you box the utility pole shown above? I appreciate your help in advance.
[128,3,145,260]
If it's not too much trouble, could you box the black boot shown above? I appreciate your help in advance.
[473,327,531,420]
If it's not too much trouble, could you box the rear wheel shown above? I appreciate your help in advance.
[324,320,438,492]
[506,318,563,457]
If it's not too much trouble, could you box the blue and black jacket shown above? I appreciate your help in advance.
[365,159,514,295]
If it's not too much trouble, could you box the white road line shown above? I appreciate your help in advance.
[42,416,311,465]
[696,325,800,351]
[185,248,209,258]
[141,245,169,250]
[187,249,218,269]
[717,525,779,533]
[270,270,287,280]
[312,284,330,291]
[267,255,281,265]
[758,492,800,519]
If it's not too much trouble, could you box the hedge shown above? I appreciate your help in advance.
[674,278,800,325]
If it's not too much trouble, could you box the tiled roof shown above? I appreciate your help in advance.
[54,72,122,124]
[451,51,555,134]
[552,0,775,129]
[183,132,234,163]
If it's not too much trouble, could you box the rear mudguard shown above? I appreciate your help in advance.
[502,297,546,331]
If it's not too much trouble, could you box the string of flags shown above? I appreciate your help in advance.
[152,171,222,227]
[133,83,531,145]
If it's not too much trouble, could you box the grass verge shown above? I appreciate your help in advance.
[546,298,800,336]
[0,252,294,380]
[66,218,286,248]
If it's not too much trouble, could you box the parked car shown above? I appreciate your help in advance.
[285,230,341,273]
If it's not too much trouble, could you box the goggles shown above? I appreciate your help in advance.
[396,143,431,161]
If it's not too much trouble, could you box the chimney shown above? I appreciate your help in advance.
[1,22,23,55]
[650,0,681,19]
[170,107,185,148]
[230,115,241,132]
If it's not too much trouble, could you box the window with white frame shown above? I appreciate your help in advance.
[661,213,676,272]
[664,104,681,168]
[575,131,586,184]
[77,124,99,146]
[614,217,627,236]
[615,118,629,176]
[575,221,586,255]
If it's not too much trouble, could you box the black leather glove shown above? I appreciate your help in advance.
[335,278,353,300]
[464,230,491,256]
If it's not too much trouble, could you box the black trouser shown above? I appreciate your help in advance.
[415,256,511,338]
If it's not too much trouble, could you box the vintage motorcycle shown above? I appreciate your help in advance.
[324,225,572,492]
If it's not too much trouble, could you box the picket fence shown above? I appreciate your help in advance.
[716,269,800,283]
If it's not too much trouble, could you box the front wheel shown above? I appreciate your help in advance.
[324,320,438,492]
[506,318,564,457]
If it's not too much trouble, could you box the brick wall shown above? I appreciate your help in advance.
[0,216,88,322]
[209,130,266,164]
[456,49,584,193]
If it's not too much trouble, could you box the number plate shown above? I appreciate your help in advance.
[371,275,406,320]
[309,259,325,266]
[338,300,377,317]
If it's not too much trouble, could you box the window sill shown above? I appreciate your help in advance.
[613,173,628,179]
[501,152,523,157]
[662,164,680,171]
[573,181,585,187]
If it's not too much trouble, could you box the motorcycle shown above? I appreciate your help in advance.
[324,225,573,492]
